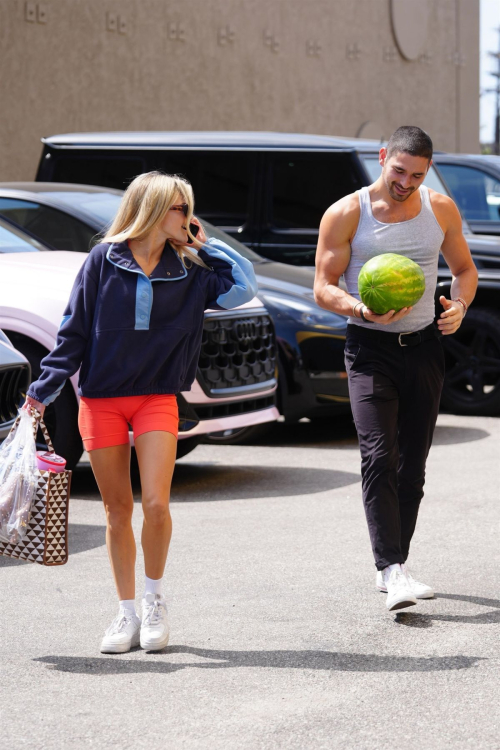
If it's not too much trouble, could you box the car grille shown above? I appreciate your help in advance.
[0,365,30,425]
[194,395,276,421]
[198,312,276,396]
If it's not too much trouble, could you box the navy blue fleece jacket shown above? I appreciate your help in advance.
[27,237,258,404]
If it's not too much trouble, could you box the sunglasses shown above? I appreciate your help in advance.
[171,203,189,216]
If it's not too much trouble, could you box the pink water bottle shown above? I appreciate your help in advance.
[36,451,67,473]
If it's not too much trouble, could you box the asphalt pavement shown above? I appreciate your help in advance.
[1,413,499,749]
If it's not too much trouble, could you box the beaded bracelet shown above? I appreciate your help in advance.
[453,297,468,317]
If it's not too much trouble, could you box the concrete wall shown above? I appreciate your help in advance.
[0,0,480,181]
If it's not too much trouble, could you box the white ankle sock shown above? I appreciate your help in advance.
[144,575,163,598]
[119,599,137,615]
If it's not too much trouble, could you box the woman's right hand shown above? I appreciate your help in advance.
[22,396,46,417]
[189,216,208,249]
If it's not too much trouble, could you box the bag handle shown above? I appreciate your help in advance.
[8,408,55,453]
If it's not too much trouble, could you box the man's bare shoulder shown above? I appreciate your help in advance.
[322,192,360,228]
[427,188,462,226]
[319,193,361,245]
[427,188,459,213]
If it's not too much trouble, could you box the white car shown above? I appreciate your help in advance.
[0,250,278,467]
[0,329,31,442]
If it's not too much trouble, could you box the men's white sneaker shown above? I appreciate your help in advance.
[140,593,170,651]
[377,564,417,611]
[402,565,434,599]
[100,610,141,654]
[376,566,434,599]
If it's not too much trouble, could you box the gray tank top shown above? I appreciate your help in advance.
[344,185,444,333]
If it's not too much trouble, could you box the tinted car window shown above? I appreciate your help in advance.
[48,150,252,230]
[0,198,96,252]
[0,219,46,253]
[270,152,363,229]
[50,154,146,191]
[158,151,252,229]
[437,164,500,222]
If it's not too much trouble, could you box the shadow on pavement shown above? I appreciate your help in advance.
[34,647,482,675]
[0,523,106,567]
[170,464,361,502]
[71,450,362,500]
[214,416,358,450]
[395,593,500,628]
[432,425,490,446]
[200,419,490,450]
[71,462,361,502]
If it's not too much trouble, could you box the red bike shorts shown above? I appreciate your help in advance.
[78,394,179,451]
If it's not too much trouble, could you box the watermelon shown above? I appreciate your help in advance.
[358,253,425,315]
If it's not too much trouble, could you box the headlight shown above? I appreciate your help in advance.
[260,293,346,330]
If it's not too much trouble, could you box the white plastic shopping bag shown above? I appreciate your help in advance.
[0,409,39,544]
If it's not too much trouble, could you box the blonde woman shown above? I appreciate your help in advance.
[22,171,257,653]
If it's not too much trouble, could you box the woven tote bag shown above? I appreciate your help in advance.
[0,411,71,566]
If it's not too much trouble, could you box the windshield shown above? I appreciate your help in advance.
[0,219,46,253]
[39,191,123,228]
[203,222,264,262]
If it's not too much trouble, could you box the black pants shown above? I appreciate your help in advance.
[345,324,445,570]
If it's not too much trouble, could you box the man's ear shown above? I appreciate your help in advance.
[379,147,387,167]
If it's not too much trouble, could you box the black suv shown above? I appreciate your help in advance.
[36,131,394,265]
[35,131,500,416]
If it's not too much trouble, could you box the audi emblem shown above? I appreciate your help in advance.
[232,320,257,342]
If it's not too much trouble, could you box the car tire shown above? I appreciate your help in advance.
[176,436,201,459]
[202,423,273,445]
[440,307,500,416]
[6,334,84,470]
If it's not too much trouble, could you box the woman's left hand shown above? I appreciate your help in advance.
[22,395,46,417]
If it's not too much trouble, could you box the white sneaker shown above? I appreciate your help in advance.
[378,564,417,611]
[140,593,170,651]
[403,565,434,599]
[100,610,141,654]
[376,566,434,599]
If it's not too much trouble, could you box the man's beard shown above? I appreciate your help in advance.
[385,178,416,202]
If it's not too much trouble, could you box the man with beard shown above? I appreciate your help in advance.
[314,126,478,612]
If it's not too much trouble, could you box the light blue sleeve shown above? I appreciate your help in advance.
[198,238,258,310]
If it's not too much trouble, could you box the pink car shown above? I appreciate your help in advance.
[0,250,278,468]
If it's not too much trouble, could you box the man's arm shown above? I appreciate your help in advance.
[431,191,478,335]
[313,194,360,316]
[314,194,412,324]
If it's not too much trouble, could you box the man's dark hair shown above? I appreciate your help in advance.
[386,126,433,161]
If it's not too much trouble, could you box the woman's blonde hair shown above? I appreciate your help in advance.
[103,171,207,268]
